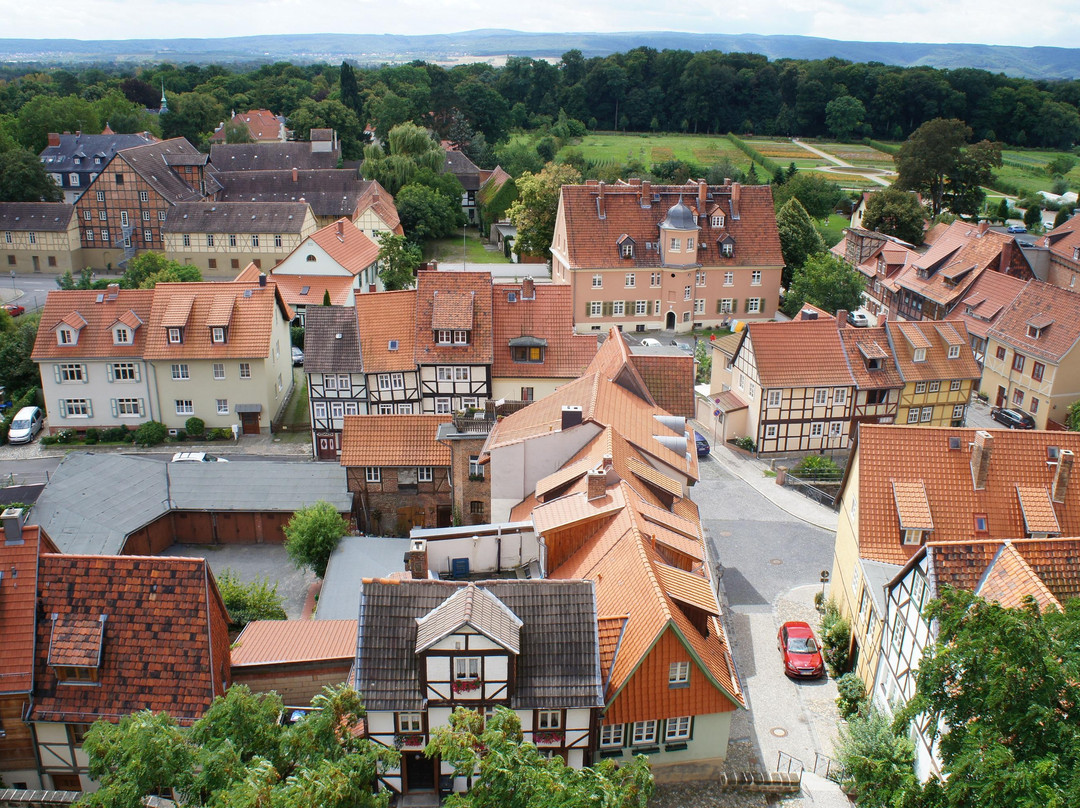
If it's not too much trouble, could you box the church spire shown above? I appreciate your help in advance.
[160,82,168,114]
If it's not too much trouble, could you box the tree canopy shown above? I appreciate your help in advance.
[0,148,64,202]
[775,197,825,288]
[375,231,422,291]
[362,122,445,195]
[894,118,1002,216]
[283,500,350,578]
[506,163,582,258]
[783,252,865,317]
[396,183,466,242]
[771,171,844,220]
[861,188,927,245]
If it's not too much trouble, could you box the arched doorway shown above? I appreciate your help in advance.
[665,311,676,330]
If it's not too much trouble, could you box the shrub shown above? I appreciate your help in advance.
[185,417,205,439]
[134,420,168,446]
[835,706,916,804]
[84,428,100,445]
[55,429,76,444]
[283,501,350,578]
[102,425,131,443]
[290,325,304,349]
[216,569,287,629]
[793,454,842,479]
[41,434,59,445]
[836,672,867,719]
[214,427,234,440]
[734,436,756,452]
[821,600,851,676]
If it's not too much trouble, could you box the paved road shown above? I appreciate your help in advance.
[2,273,66,314]
[0,451,308,480]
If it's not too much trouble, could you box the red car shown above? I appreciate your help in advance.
[2,303,24,317]
[778,621,825,679]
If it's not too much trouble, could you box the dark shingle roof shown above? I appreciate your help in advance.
[117,138,214,204]
[357,579,602,710]
[39,133,155,172]
[0,202,75,232]
[210,142,340,171]
[162,201,311,234]
[304,305,363,374]
[216,169,370,218]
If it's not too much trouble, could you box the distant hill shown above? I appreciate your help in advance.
[2,30,1079,79]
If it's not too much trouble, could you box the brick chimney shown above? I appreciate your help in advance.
[336,219,344,239]
[998,239,1014,274]
[698,180,708,220]
[291,167,298,183]
[836,309,849,328]
[1052,449,1074,503]
[597,181,606,219]
[47,132,61,147]
[640,180,651,207]
[522,276,534,300]
[970,430,994,490]
[978,220,990,236]
[730,182,741,219]
[258,273,267,287]
[2,507,26,545]
[407,539,428,578]
[586,470,607,501]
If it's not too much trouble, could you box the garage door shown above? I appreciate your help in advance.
[215,512,259,543]
[172,511,215,544]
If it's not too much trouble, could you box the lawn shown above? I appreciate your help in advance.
[811,141,895,168]
[558,132,752,170]
[816,213,850,248]
[279,369,309,431]
[424,228,511,264]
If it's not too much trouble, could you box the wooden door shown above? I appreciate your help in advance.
[404,752,436,792]
[241,411,260,434]
[996,386,1007,407]
[316,432,338,460]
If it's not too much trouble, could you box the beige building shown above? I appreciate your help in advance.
[885,320,982,427]
[1,203,81,275]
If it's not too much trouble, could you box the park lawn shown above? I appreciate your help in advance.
[560,132,752,170]
[815,213,850,248]
[423,229,511,264]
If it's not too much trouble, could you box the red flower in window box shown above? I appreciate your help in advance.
[452,679,481,694]
[395,734,425,749]
[534,731,565,746]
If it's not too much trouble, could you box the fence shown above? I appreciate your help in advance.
[813,752,847,783]
[781,471,842,508]
[775,750,804,775]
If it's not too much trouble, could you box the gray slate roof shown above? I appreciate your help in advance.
[216,169,369,218]
[317,536,412,620]
[415,584,523,654]
[118,138,219,204]
[162,202,311,234]
[443,149,481,190]
[0,203,75,232]
[211,142,340,171]
[39,133,155,172]
[303,305,363,374]
[357,579,603,711]
[31,453,351,555]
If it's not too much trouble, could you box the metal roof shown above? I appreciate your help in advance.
[317,536,413,620]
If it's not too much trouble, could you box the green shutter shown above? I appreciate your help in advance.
[586,302,592,316]
[134,364,141,382]
[58,400,67,418]
[744,299,750,313]
[138,399,145,416]
[53,364,61,384]
[85,399,93,419]
[81,364,89,383]
[731,299,738,314]
[602,301,613,317]
[106,364,114,382]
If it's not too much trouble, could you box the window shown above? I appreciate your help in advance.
[438,366,454,382]
[251,234,260,247]
[346,402,359,415]
[59,363,85,382]
[314,402,328,419]
[182,234,190,247]
[96,190,104,201]
[829,422,844,437]
[687,237,694,250]
[142,210,150,221]
[116,398,141,416]
[112,362,137,381]
[600,724,624,748]
[454,657,480,680]
[670,238,681,251]
[950,380,962,392]
[114,327,130,345]
[1012,352,1026,372]
[592,274,603,288]
[435,398,451,414]
[635,300,647,316]
[720,298,734,314]
[612,301,625,316]
[1013,388,1025,406]
[973,514,988,533]
[520,387,534,401]
[171,363,189,380]
[62,399,90,417]
[365,467,381,483]
[331,402,344,418]
[1032,362,1045,382]
[921,406,933,422]
[391,373,404,390]
[834,389,847,405]
[57,327,74,345]
[239,363,251,379]
[747,298,761,314]
[205,234,215,248]
[168,327,182,344]
[947,345,961,359]
[631,721,657,746]
[907,408,920,423]
[928,381,940,393]
[810,422,824,437]
[175,400,194,415]
[683,286,692,301]
[469,455,483,479]
[1030,397,1040,413]
[814,389,828,405]
[953,403,965,419]
[217,399,229,415]
[99,210,108,221]
[682,310,691,322]
[159,210,167,221]
[212,327,226,343]
[765,424,778,438]
[138,191,148,202]
[767,390,781,407]
[101,229,109,243]
[85,229,94,242]
[915,382,927,394]
[721,242,734,257]
[143,229,152,242]
[665,717,692,742]
[378,404,393,414]
[650,272,661,287]
[69,172,79,184]
[437,329,452,344]
[418,467,433,483]
[211,362,225,380]
[751,270,762,286]
[274,234,283,247]
[120,210,129,227]
[537,710,561,730]
[398,712,423,733]
[625,273,636,287]
[618,241,633,258]
[454,330,468,345]
[470,500,485,515]
[589,301,602,317]
[692,298,704,314]
[669,661,690,686]
[913,348,926,362]
[83,210,92,221]
[712,213,725,227]
[903,529,924,545]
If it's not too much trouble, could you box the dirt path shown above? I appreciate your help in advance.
[791,139,892,187]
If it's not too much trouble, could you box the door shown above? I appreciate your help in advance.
[316,432,338,460]
[404,752,436,792]
[436,504,452,528]
[240,411,260,434]
[32,255,40,273]
[996,386,1007,408]
[665,310,676,330]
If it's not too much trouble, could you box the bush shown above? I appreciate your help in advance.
[174,430,187,442]
[283,501,350,578]
[185,417,206,439]
[821,600,851,676]
[84,427,100,445]
[793,454,842,479]
[216,569,287,629]
[835,706,916,804]
[54,429,76,444]
[101,425,132,443]
[734,436,756,452]
[134,420,168,446]
[214,427,234,440]
[290,325,305,349]
[836,672,867,719]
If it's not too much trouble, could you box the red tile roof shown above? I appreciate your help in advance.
[354,181,403,235]
[491,283,598,379]
[356,290,416,372]
[31,554,230,725]
[886,320,982,383]
[414,272,493,365]
[973,542,1060,610]
[1043,214,1080,266]
[986,281,1080,363]
[741,320,853,388]
[0,525,44,695]
[302,218,380,274]
[339,414,451,467]
[838,326,905,390]
[272,274,354,308]
[32,289,154,361]
[231,619,358,666]
[629,354,696,419]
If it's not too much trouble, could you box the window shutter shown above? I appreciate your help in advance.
[602,301,613,317]
[58,400,67,418]
[647,301,654,316]
[53,364,61,384]
[716,300,723,314]
[731,300,738,313]
[81,364,89,383]
[106,364,114,382]
[134,364,141,382]
[744,299,750,313]
[138,399,145,416]
[86,400,93,418]
[110,399,118,417]
[585,302,592,316]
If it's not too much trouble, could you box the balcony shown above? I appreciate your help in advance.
[450,400,532,434]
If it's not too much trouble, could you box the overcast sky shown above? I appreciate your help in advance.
[4,0,1076,49]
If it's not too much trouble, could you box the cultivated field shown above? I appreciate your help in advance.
[560,132,752,170]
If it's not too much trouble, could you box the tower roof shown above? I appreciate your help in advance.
[659,197,698,231]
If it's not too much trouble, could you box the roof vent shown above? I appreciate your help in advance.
[388,339,399,351]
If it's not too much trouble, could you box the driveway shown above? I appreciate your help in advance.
[696,453,845,786]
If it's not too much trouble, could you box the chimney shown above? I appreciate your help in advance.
[106,283,120,300]
[2,507,26,545]
[586,470,607,501]
[640,179,651,207]
[407,539,429,578]
[800,308,818,321]
[978,220,990,236]
[336,219,344,239]
[291,167,298,183]
[836,309,849,328]
[970,430,994,490]
[258,273,267,287]
[597,181,606,219]
[698,180,708,218]
[561,405,583,430]
[1052,449,1074,503]
[998,239,1014,274]
[730,182,741,219]
[47,132,61,147]
[522,276,534,300]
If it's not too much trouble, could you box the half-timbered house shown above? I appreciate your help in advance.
[884,320,981,427]
[356,290,422,414]
[305,305,367,459]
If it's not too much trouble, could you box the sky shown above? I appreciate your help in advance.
[3,0,1077,49]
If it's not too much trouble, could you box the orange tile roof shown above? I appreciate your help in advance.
[838,326,905,390]
[0,525,43,695]
[588,329,657,407]
[987,281,1080,363]
[491,283,597,379]
[31,554,230,725]
[886,320,982,383]
[1015,486,1061,535]
[353,180,403,235]
[653,563,721,616]
[531,487,626,535]
[974,543,1060,611]
[32,289,155,361]
[415,272,493,365]
[944,266,1026,340]
[629,354,696,419]
[233,262,263,283]
[272,274,354,308]
[356,289,416,372]
[303,218,380,275]
[431,290,475,330]
[231,619,358,666]
[597,615,628,687]
[742,320,853,388]
[558,182,782,269]
[1043,214,1080,263]
[852,425,1080,565]
[339,414,451,467]
[627,456,683,498]
[892,481,934,530]
[143,282,292,360]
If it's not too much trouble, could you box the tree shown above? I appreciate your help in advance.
[160,92,224,146]
[0,313,42,396]
[825,95,866,140]
[322,289,332,306]
[834,705,916,808]
[361,122,444,195]
[783,252,865,317]
[283,500,350,578]
[507,163,582,259]
[1066,399,1080,431]
[120,252,201,289]
[288,97,363,160]
[895,589,1080,808]
[214,570,286,630]
[427,707,654,808]
[339,61,362,117]
[375,231,422,291]
[396,183,466,242]
[1023,204,1043,231]
[894,118,1002,216]
[139,265,203,287]
[1054,206,1073,229]
[861,188,927,245]
[771,172,844,219]
[776,197,825,288]
[223,120,254,143]
[493,138,544,179]
[0,149,64,202]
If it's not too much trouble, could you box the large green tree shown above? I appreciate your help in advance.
[0,313,42,397]
[825,95,867,140]
[775,197,825,288]
[395,183,465,242]
[783,252,865,317]
[160,92,224,146]
[362,122,444,195]
[894,118,1002,216]
[427,707,653,808]
[507,163,582,258]
[835,706,916,808]
[288,97,363,160]
[771,172,844,219]
[283,500,350,578]
[0,149,64,202]
[119,252,201,289]
[861,188,927,245]
[375,231,422,291]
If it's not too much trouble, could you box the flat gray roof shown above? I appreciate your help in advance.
[317,536,412,620]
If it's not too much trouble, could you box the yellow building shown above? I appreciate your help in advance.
[885,320,982,427]
[1,203,81,274]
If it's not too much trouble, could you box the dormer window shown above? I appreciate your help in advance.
[114,327,130,345]
[437,330,452,345]
[49,614,105,685]
[168,327,183,344]
[621,243,634,258]
[57,327,75,345]
[947,345,960,358]
[1027,325,1043,339]
[711,214,725,227]
[454,657,480,681]
[212,327,226,344]
[867,357,882,370]
[913,348,926,362]
[903,529,925,545]
[512,346,544,363]
[453,330,468,345]
[670,238,681,251]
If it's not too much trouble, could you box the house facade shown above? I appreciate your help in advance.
[833,227,919,319]
[885,320,982,427]
[1,203,81,275]
[39,131,156,204]
[551,179,784,334]
[304,305,367,460]
[943,269,1026,366]
[1041,214,1080,290]
[356,290,422,414]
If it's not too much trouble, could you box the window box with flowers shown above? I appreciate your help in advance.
[452,679,482,694]
[534,731,565,747]
[395,734,426,749]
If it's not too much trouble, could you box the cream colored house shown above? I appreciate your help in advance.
[1,203,81,275]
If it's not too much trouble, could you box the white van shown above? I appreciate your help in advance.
[8,406,43,444]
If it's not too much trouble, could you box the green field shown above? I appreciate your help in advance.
[557,132,752,170]
[424,228,511,264]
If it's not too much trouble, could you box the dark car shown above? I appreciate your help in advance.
[694,430,710,457]
[3,303,25,317]
[778,621,825,679]
[990,407,1036,429]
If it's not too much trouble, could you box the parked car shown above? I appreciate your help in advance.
[990,407,1036,429]
[1006,224,1027,234]
[3,303,25,317]
[171,452,229,462]
[694,430,710,457]
[292,346,305,365]
[847,311,871,328]
[671,339,693,353]
[639,338,661,347]
[7,406,43,444]
[777,621,825,679]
